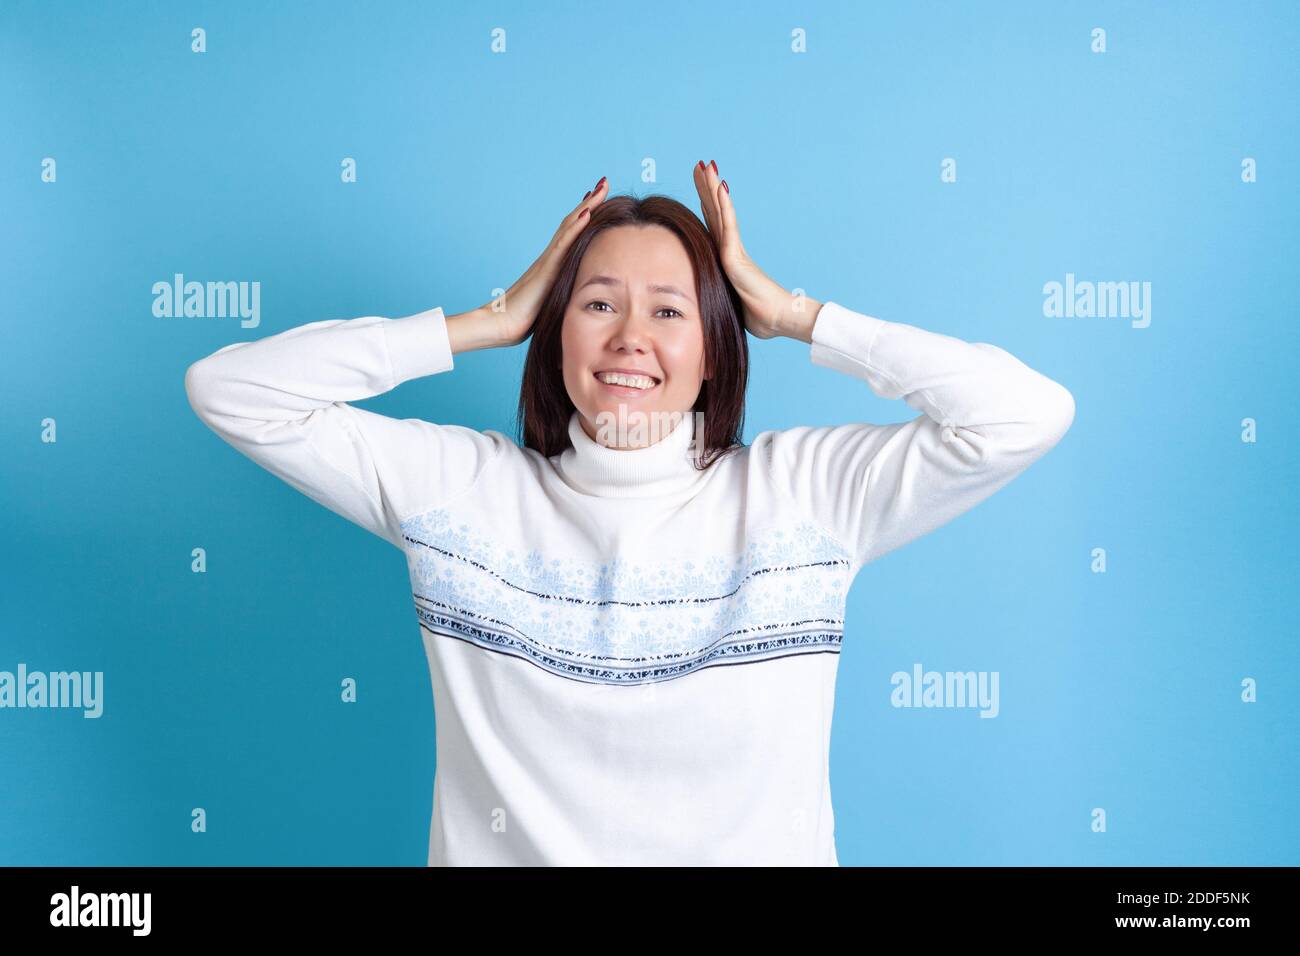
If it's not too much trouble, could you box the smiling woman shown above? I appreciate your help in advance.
[184,161,1075,866]
[521,191,748,460]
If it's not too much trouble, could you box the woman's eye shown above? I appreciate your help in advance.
[587,301,682,319]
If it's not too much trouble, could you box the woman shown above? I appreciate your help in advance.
[185,160,1075,866]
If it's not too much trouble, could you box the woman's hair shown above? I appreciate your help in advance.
[515,193,749,469]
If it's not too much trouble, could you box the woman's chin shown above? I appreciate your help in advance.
[587,402,682,443]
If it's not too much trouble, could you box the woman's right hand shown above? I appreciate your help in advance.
[478,175,608,350]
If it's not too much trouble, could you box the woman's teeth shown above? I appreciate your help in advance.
[596,371,658,390]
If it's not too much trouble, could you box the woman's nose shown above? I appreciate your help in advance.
[609,315,652,351]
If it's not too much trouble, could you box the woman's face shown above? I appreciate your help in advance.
[561,224,708,448]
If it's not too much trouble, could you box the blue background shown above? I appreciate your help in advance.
[2,0,1297,865]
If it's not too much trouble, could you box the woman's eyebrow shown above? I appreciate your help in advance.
[578,274,696,303]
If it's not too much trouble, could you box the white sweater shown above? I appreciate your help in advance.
[184,300,1074,866]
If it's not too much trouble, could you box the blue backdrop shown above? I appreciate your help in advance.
[2,0,1296,865]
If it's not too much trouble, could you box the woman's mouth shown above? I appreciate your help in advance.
[594,370,661,396]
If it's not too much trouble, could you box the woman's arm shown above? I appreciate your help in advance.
[692,160,1074,571]
[183,305,506,551]
[182,179,609,551]
[760,299,1076,571]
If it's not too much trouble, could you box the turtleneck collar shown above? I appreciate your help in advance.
[555,409,704,498]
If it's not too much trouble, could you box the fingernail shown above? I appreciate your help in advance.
[722,179,729,194]
[710,160,717,174]
[583,190,591,200]
[595,176,606,190]
[697,160,705,171]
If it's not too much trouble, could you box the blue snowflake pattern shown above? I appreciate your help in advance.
[399,508,855,685]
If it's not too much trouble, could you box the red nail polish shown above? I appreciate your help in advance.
[698,160,705,171]
[710,160,717,174]
[722,179,729,194]
[583,190,591,200]
[596,176,606,190]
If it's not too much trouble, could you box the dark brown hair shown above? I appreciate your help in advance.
[515,193,749,469]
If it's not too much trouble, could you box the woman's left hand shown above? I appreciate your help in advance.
[692,159,809,340]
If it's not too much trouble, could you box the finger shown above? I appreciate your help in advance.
[547,176,607,252]
[717,175,740,250]
[704,161,738,256]
[578,175,608,214]
[694,160,722,238]
[691,160,722,235]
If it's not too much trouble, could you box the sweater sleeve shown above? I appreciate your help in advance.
[183,306,503,551]
[761,300,1075,571]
